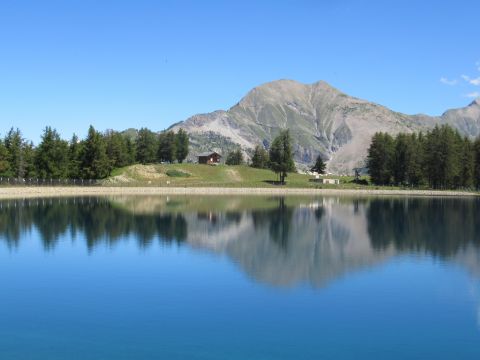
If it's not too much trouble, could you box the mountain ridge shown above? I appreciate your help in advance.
[169,79,480,174]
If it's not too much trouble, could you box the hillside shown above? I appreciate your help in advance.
[169,80,480,174]
[105,164,364,189]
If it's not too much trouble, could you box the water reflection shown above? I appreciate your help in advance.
[1,196,479,286]
[0,197,188,250]
[368,198,480,257]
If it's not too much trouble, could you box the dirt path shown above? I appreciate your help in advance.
[225,169,242,182]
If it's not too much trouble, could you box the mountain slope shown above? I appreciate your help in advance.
[170,80,480,174]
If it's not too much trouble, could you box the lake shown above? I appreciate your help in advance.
[1,195,479,359]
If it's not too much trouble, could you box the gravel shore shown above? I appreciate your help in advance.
[0,186,477,199]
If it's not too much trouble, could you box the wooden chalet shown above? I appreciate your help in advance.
[197,151,222,165]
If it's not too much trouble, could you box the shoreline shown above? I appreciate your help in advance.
[0,186,477,199]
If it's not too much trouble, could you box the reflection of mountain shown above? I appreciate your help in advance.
[184,198,394,287]
[0,196,479,287]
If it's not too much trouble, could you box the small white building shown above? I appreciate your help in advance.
[312,176,340,185]
[321,178,340,185]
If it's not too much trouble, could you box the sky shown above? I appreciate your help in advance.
[0,0,479,142]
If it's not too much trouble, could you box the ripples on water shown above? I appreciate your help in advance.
[1,196,479,359]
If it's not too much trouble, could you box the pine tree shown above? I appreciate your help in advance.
[22,141,37,179]
[226,149,244,165]
[392,133,409,185]
[269,130,295,184]
[474,137,480,190]
[175,129,189,163]
[35,126,70,179]
[459,136,475,188]
[105,130,131,168]
[366,126,472,190]
[310,155,326,175]
[251,145,270,169]
[158,131,177,163]
[0,139,11,177]
[406,133,424,187]
[68,134,83,179]
[125,137,136,165]
[424,125,462,189]
[4,128,25,178]
[366,132,394,185]
[135,128,157,164]
[80,125,111,179]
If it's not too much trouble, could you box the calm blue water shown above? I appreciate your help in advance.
[0,196,479,359]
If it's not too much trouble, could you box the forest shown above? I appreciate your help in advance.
[366,124,480,189]
[0,126,189,180]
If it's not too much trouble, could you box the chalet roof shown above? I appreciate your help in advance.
[197,151,221,157]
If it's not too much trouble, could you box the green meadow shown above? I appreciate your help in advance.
[107,163,377,189]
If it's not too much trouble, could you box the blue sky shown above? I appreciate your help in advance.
[0,0,479,142]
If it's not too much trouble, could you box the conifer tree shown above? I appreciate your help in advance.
[269,130,295,184]
[366,126,475,190]
[158,131,177,163]
[225,149,244,165]
[125,137,136,165]
[251,145,270,169]
[310,155,326,175]
[175,129,189,163]
[423,125,462,189]
[35,127,70,179]
[68,134,82,179]
[474,137,480,190]
[22,141,37,178]
[80,125,111,179]
[0,140,11,177]
[135,128,157,164]
[105,130,131,168]
[366,132,394,185]
[392,133,409,185]
[406,133,424,187]
[459,136,475,188]
[4,128,25,178]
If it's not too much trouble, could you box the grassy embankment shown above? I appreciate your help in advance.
[106,163,381,189]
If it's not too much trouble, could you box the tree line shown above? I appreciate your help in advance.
[366,125,480,189]
[0,126,189,179]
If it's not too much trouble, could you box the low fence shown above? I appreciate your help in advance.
[0,177,102,186]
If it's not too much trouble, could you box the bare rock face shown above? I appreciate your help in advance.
[170,80,480,174]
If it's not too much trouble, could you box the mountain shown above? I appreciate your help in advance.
[170,80,480,174]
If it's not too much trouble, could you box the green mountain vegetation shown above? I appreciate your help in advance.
[0,126,189,180]
[366,124,480,189]
[0,125,304,185]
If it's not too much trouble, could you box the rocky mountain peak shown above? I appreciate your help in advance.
[470,97,480,107]
[236,79,310,108]
[171,80,480,174]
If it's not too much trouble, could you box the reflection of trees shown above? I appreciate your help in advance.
[2,196,480,287]
[0,200,34,248]
[367,198,480,257]
[251,197,294,250]
[0,198,188,250]
[314,206,325,222]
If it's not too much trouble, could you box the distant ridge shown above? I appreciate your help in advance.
[169,79,480,174]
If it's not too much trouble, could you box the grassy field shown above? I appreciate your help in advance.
[106,163,380,189]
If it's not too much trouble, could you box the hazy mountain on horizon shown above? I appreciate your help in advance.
[168,79,480,174]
